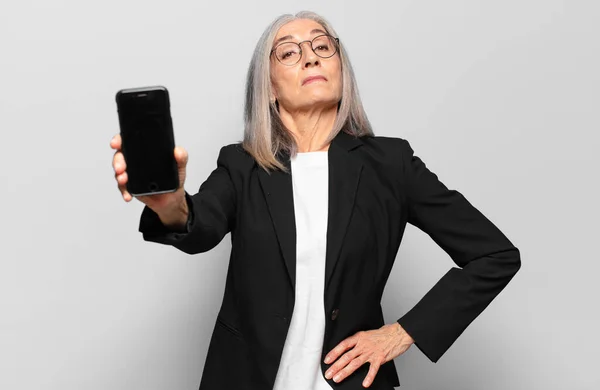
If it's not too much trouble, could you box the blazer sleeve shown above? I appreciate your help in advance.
[138,145,237,254]
[396,139,521,363]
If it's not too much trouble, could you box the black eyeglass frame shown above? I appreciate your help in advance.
[270,34,341,66]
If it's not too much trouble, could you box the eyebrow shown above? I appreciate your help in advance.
[272,28,328,48]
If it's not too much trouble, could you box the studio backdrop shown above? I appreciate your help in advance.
[1,0,598,389]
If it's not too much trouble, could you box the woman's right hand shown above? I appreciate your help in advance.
[110,133,190,229]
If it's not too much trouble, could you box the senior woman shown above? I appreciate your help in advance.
[110,11,521,390]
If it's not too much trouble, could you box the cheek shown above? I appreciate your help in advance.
[274,70,301,97]
[328,63,343,93]
[332,73,343,96]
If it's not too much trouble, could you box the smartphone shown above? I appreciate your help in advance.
[115,86,179,196]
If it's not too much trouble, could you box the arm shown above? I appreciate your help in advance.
[396,139,521,363]
[138,145,237,254]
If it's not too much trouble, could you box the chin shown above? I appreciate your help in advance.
[303,95,336,106]
[307,91,339,104]
[286,90,341,111]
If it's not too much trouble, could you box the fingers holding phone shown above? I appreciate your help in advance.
[135,145,189,214]
[110,133,188,212]
[110,134,132,201]
[173,145,188,193]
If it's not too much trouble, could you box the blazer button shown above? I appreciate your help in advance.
[331,308,340,321]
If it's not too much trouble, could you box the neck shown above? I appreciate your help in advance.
[278,104,337,152]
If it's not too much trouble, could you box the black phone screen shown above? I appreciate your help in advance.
[116,87,179,196]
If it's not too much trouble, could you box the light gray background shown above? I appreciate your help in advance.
[1,0,598,389]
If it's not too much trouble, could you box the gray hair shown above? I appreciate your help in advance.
[243,10,373,172]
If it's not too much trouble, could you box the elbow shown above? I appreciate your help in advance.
[513,248,522,275]
[509,247,521,273]
[476,246,521,281]
[500,247,521,280]
[174,229,227,255]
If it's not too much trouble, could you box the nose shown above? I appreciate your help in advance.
[300,41,320,67]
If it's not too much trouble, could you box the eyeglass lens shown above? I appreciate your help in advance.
[274,35,338,65]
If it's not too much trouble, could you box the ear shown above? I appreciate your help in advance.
[270,73,282,96]
[270,87,278,104]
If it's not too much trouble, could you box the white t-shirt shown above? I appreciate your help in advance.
[272,151,331,390]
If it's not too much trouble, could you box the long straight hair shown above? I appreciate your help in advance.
[243,11,373,172]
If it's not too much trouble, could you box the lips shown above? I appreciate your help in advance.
[302,75,327,85]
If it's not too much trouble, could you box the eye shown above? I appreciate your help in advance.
[315,44,329,51]
[281,51,296,59]
[276,44,300,61]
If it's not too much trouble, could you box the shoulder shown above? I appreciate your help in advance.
[360,135,410,149]
[355,135,414,163]
[216,142,255,166]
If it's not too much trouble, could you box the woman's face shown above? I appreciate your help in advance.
[270,19,342,113]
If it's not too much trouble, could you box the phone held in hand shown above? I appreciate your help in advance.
[115,86,179,196]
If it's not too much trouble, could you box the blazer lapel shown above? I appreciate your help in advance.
[325,131,364,291]
[258,154,297,290]
[257,131,364,293]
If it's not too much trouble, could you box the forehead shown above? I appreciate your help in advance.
[274,19,327,41]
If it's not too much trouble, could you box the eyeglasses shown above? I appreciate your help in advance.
[270,34,340,66]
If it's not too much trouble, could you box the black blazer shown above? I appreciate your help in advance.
[139,130,521,390]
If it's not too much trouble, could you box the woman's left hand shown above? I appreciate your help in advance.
[323,322,415,388]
